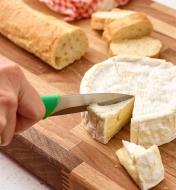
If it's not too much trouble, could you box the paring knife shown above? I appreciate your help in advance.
[41,93,133,118]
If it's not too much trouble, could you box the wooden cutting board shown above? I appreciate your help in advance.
[1,0,176,189]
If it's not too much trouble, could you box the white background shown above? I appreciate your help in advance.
[0,1,176,190]
[154,0,176,8]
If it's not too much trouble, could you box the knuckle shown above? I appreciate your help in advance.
[9,63,21,73]
[4,63,21,74]
[8,96,17,107]
[3,63,23,83]
[0,93,17,109]
[10,65,23,79]
[2,94,17,108]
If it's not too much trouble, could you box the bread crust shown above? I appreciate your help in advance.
[91,9,134,30]
[109,37,162,58]
[0,0,88,70]
[103,13,153,42]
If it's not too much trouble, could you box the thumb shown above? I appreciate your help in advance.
[15,78,45,133]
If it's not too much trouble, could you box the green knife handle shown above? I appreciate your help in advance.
[41,95,61,119]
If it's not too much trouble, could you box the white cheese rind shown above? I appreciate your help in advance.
[83,99,134,144]
[116,141,164,190]
[131,112,176,147]
[80,55,176,147]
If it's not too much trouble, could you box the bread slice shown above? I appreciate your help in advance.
[91,9,135,30]
[109,37,162,58]
[0,0,88,70]
[103,13,153,42]
[116,141,164,190]
[95,0,118,12]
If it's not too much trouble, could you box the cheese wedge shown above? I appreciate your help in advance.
[83,100,134,144]
[116,141,164,190]
[80,55,176,147]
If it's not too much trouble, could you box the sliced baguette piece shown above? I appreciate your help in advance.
[95,0,118,12]
[109,37,162,58]
[0,0,88,70]
[116,141,164,190]
[103,13,153,42]
[91,9,135,30]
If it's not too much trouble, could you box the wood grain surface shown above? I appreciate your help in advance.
[1,0,176,189]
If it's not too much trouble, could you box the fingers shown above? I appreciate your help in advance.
[15,77,45,133]
[0,63,45,145]
[0,63,19,146]
[0,116,7,135]
[0,93,17,146]
[0,107,16,146]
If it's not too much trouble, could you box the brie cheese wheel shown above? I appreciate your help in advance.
[80,55,176,147]
[116,141,164,190]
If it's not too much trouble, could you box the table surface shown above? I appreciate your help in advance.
[0,1,176,190]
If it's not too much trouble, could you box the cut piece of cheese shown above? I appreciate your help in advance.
[91,9,135,30]
[116,141,164,190]
[80,55,176,147]
[83,99,134,144]
[109,37,162,58]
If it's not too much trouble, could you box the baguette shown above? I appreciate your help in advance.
[91,9,135,30]
[103,13,153,42]
[109,37,162,58]
[0,0,88,70]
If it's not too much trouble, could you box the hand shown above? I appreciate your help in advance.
[0,62,45,146]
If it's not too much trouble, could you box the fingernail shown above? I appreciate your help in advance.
[0,137,4,146]
[0,137,7,147]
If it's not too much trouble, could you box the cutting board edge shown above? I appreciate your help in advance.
[0,127,83,190]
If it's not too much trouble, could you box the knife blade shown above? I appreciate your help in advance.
[41,93,133,118]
